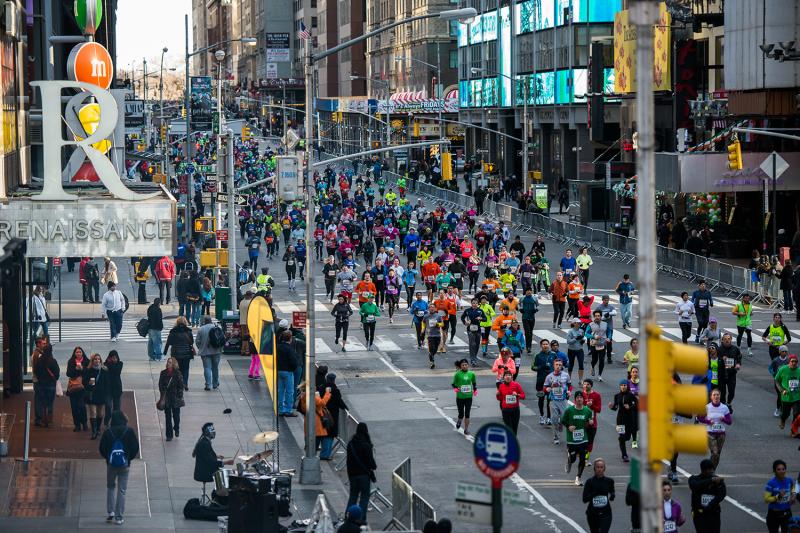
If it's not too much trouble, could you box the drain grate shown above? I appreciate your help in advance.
[5,460,73,517]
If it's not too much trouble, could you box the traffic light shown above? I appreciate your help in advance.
[483,162,495,174]
[371,141,381,149]
[412,122,420,137]
[241,124,250,140]
[646,324,709,469]
[726,139,742,170]
[160,124,167,142]
[181,106,186,118]
[441,151,453,181]
[429,144,439,157]
[194,217,216,234]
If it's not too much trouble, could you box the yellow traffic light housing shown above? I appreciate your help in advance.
[371,141,381,149]
[194,217,216,234]
[199,248,229,268]
[726,140,742,170]
[412,122,420,137]
[242,124,250,140]
[441,152,453,181]
[646,325,709,469]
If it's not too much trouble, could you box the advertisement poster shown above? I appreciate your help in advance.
[613,2,671,93]
[190,76,213,131]
[535,185,549,210]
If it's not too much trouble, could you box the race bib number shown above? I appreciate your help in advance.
[523,272,532,278]
[711,371,718,382]
[469,324,479,332]
[725,358,734,369]
[365,315,376,322]
[595,343,605,351]
[615,425,626,435]
[504,284,512,291]
[551,387,563,397]
[377,275,384,280]
[361,292,371,298]
[460,385,472,394]
[710,423,724,432]
[250,244,258,250]
[773,335,783,344]
[592,496,608,508]
[698,301,708,308]
[789,379,799,391]
[415,311,425,317]
[453,273,461,279]
[505,394,518,405]
[572,429,584,441]
[425,275,434,282]
[328,271,336,276]
[664,520,676,532]
[287,260,295,266]
[700,494,714,507]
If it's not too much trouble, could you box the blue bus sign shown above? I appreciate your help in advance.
[473,423,520,487]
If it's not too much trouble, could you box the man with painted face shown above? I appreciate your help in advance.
[192,422,231,485]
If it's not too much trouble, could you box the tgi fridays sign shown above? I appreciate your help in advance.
[378,98,459,115]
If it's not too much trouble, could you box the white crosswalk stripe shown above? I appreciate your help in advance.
[52,321,147,343]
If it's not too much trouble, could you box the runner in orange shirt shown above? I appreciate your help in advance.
[421,259,441,301]
[550,271,569,328]
[567,273,583,320]
[433,291,457,351]
[355,273,378,305]
[492,307,517,346]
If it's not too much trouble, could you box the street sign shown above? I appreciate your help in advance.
[605,162,612,190]
[455,500,492,525]
[474,423,520,486]
[216,230,228,241]
[197,164,217,174]
[217,194,247,205]
[206,182,217,193]
[277,155,301,201]
[186,164,196,174]
[760,151,789,180]
[455,481,530,507]
[206,175,218,183]
[52,257,62,267]
[292,311,307,328]
[179,175,188,194]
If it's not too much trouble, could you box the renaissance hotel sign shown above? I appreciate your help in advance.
[0,80,176,257]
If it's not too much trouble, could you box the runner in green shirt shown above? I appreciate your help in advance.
[561,391,593,485]
[359,294,381,351]
[452,359,477,435]
[731,293,754,356]
[775,355,800,430]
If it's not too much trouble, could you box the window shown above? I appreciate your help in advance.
[449,20,459,37]
[450,50,458,69]
[311,16,318,28]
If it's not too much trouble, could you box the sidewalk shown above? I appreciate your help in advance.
[0,336,349,531]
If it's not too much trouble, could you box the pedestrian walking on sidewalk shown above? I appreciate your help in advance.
[101,257,118,285]
[30,285,49,346]
[346,422,378,522]
[33,344,59,428]
[318,373,347,460]
[163,316,195,390]
[98,410,139,525]
[158,357,185,441]
[103,351,123,427]
[100,282,126,342]
[154,255,175,304]
[147,298,164,361]
[195,315,222,390]
[66,346,89,431]
[83,353,110,439]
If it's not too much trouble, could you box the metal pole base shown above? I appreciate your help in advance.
[299,456,322,485]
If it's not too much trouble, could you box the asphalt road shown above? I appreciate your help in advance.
[45,152,800,532]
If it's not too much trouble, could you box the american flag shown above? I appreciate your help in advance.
[298,21,310,40]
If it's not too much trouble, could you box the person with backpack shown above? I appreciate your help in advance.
[154,255,175,304]
[195,315,223,391]
[85,257,101,303]
[158,357,186,441]
[32,344,60,428]
[98,410,139,525]
[146,298,164,361]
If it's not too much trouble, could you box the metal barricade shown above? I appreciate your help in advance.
[304,494,337,533]
[333,411,359,471]
[411,492,437,529]
[384,457,435,531]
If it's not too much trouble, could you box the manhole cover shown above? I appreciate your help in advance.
[401,397,438,402]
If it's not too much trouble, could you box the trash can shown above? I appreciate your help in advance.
[215,287,232,321]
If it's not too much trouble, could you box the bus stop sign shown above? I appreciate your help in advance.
[474,422,520,487]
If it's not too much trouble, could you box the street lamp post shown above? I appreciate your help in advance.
[159,47,168,176]
[300,6,477,485]
[183,11,256,242]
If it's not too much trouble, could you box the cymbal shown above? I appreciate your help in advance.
[251,431,279,444]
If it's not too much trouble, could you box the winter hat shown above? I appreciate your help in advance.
[346,505,363,521]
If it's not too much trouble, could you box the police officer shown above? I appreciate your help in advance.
[256,267,275,295]
[134,257,150,304]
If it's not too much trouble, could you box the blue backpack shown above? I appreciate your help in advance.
[109,428,130,468]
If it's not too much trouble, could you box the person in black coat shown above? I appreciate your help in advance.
[83,353,110,439]
[103,350,123,427]
[163,316,195,390]
[33,345,60,428]
[346,422,377,521]
[147,298,164,361]
[158,357,186,441]
[318,373,347,442]
[66,346,90,431]
[99,410,140,524]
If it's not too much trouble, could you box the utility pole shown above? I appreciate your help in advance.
[632,1,661,531]
[184,14,194,243]
[226,130,236,310]
[522,77,529,189]
[300,35,320,485]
